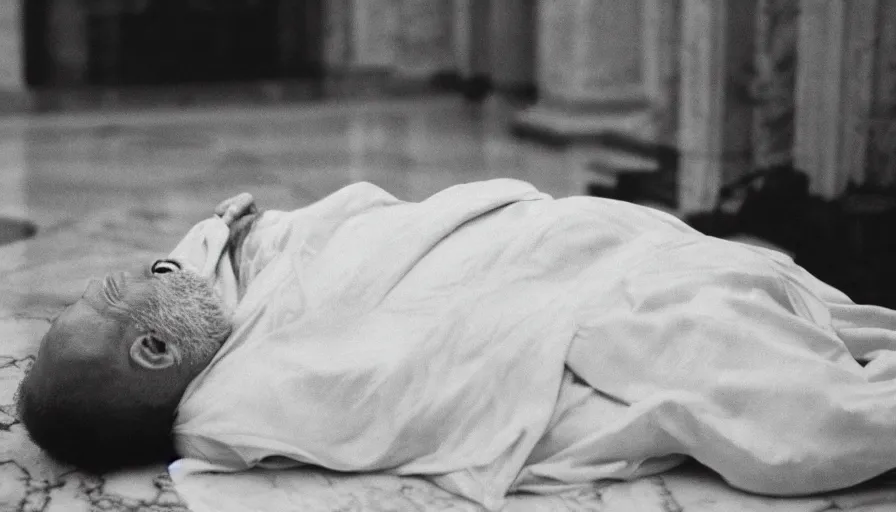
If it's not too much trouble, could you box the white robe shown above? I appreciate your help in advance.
[166,180,896,511]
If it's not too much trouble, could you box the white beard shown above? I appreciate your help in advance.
[127,271,232,366]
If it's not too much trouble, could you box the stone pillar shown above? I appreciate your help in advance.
[323,0,352,70]
[865,0,896,187]
[468,0,491,80]
[453,0,473,79]
[677,0,757,214]
[643,0,682,146]
[395,0,455,78]
[514,0,652,141]
[452,0,492,100]
[488,0,535,93]
[752,0,800,168]
[794,0,879,198]
[0,0,23,91]
[350,0,399,69]
[323,0,400,71]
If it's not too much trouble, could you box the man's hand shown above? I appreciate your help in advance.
[214,193,258,227]
[214,193,263,280]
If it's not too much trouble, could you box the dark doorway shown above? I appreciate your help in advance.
[26,0,324,88]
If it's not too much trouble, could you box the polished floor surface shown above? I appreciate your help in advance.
[1,96,895,511]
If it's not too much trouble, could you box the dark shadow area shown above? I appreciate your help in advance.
[0,218,37,246]
[26,0,324,88]
[630,165,896,310]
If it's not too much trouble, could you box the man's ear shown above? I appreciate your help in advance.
[129,334,179,370]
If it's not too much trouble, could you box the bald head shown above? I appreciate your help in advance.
[17,260,232,472]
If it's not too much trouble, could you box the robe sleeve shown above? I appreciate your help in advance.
[229,209,308,297]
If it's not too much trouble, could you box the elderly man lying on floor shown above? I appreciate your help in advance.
[16,179,896,510]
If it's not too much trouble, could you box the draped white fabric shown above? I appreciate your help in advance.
[167,180,896,511]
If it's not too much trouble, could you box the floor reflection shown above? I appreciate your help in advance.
[0,95,587,231]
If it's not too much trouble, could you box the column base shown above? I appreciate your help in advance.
[510,101,654,147]
[511,99,680,209]
[0,217,36,247]
[0,90,31,114]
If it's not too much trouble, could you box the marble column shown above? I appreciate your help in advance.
[643,0,682,146]
[453,0,473,79]
[487,0,535,93]
[350,0,400,69]
[677,0,757,214]
[323,0,400,71]
[514,0,653,141]
[394,0,455,78]
[752,0,800,169]
[794,0,879,198]
[323,0,352,69]
[866,0,896,187]
[0,0,23,92]
[460,0,493,99]
[323,0,460,80]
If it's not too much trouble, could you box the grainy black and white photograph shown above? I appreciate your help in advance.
[2,1,896,510]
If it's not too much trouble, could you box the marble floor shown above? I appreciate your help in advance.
[1,95,896,511]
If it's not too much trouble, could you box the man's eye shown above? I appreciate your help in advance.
[151,259,181,275]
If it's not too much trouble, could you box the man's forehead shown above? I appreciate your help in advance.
[40,300,125,364]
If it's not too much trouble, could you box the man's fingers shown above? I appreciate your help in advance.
[214,193,256,219]
[214,193,250,216]
[214,201,229,217]
[220,208,237,226]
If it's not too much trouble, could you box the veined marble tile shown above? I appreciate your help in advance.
[1,96,895,511]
